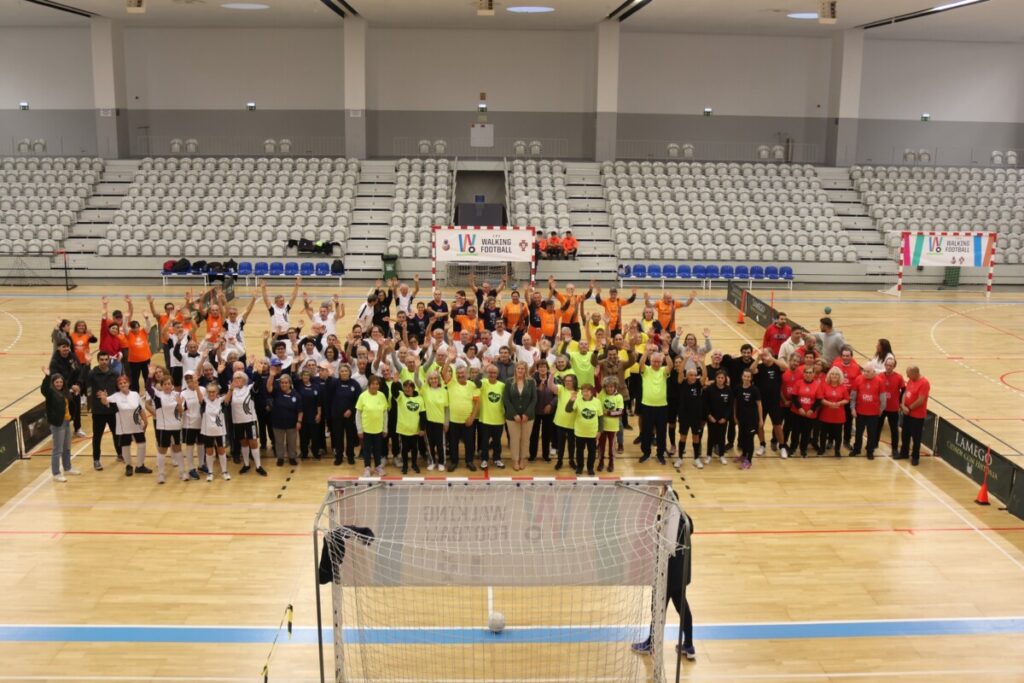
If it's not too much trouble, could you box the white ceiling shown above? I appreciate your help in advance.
[1,0,1022,41]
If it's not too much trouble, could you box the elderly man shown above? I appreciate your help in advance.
[637,340,671,464]
[898,366,930,466]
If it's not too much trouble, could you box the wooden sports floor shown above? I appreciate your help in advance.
[1,282,1023,683]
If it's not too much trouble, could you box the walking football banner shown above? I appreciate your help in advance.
[432,226,535,263]
[902,232,995,268]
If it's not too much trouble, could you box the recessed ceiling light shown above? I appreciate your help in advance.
[507,6,555,13]
[786,11,819,19]
[221,2,269,10]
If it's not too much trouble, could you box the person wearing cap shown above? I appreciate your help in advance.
[561,231,579,260]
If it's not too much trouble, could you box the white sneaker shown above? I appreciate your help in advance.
[494,460,505,469]
[481,460,488,469]
[66,468,82,476]
[549,447,557,457]
[75,429,88,438]
[694,459,704,469]
[756,445,766,457]
[702,455,711,464]
[362,467,372,477]
[157,473,166,485]
[222,472,231,481]
[206,473,214,482]
[180,472,190,481]
[438,463,446,472]
[719,456,727,465]
[780,447,789,459]
[375,465,385,476]
[673,458,683,469]
[53,473,67,483]
[427,463,436,471]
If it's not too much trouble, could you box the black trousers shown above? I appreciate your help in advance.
[447,422,475,466]
[555,425,575,465]
[899,415,925,463]
[530,412,555,460]
[819,421,843,455]
[128,360,150,394]
[256,409,270,451]
[331,414,358,464]
[737,422,757,459]
[640,404,668,458]
[479,423,504,463]
[842,403,853,444]
[91,412,117,461]
[575,436,597,474]
[400,433,421,468]
[853,414,880,455]
[299,421,318,458]
[424,422,445,466]
[883,410,900,452]
[69,394,82,432]
[706,420,727,457]
[788,413,814,454]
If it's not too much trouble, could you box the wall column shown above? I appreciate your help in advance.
[594,19,620,162]
[344,16,367,159]
[90,17,129,158]
[826,29,864,166]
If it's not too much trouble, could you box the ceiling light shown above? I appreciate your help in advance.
[786,12,818,19]
[221,3,270,10]
[507,6,556,13]
[19,102,29,111]
[932,0,983,11]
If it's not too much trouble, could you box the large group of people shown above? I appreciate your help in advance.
[41,273,931,483]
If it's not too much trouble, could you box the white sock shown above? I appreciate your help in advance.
[182,444,194,471]
[206,451,215,471]
[171,449,182,469]
[241,445,251,467]
[218,453,228,474]
[135,442,145,467]
[250,447,261,468]
[121,444,132,463]
[156,450,165,476]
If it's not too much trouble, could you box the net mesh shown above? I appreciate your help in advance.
[443,262,530,287]
[322,479,680,683]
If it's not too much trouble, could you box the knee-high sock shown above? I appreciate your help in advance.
[121,443,133,463]
[182,444,194,470]
[250,446,261,467]
[693,439,702,458]
[135,442,145,467]
[218,453,228,474]
[241,445,251,467]
[170,448,182,469]
[156,450,165,476]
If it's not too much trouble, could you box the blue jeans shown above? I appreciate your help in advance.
[51,420,72,475]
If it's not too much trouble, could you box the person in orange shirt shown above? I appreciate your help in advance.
[69,320,97,367]
[455,306,485,340]
[549,276,593,341]
[536,231,549,260]
[594,285,637,337]
[502,291,528,341]
[648,290,696,335]
[545,234,563,259]
[125,314,154,392]
[561,231,579,260]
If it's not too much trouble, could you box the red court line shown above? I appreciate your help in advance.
[939,305,1024,344]
[999,370,1024,392]
[1,526,1023,539]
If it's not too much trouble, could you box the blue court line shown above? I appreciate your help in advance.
[0,617,1021,644]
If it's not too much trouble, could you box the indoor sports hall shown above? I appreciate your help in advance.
[1,1,1024,683]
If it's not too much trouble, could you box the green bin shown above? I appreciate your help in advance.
[382,255,399,281]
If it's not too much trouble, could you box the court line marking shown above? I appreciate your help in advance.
[0,308,24,353]
[0,440,91,514]
[678,670,1024,681]
[888,458,1024,573]
[929,304,1024,399]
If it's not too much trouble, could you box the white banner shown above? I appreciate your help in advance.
[433,226,534,263]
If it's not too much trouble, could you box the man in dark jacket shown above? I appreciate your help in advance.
[49,341,85,438]
[632,508,695,660]
[85,351,119,470]
[322,364,362,465]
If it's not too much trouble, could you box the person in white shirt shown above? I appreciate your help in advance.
[777,328,804,367]
[226,371,266,476]
[101,375,150,477]
[512,332,540,369]
[200,381,230,482]
[223,296,256,347]
[179,372,203,479]
[146,376,185,483]
[261,277,301,338]
[177,338,204,378]
[489,319,513,358]
[304,293,343,339]
[391,274,420,316]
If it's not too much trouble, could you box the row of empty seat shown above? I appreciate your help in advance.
[138,156,358,173]
[602,160,819,178]
[0,157,103,172]
[620,245,857,263]
[102,226,345,245]
[1,158,101,250]
[97,238,334,259]
[386,158,454,252]
[508,159,571,233]
[0,238,62,254]
[622,263,794,285]
[0,226,66,241]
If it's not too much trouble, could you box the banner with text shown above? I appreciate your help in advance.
[18,401,50,456]
[934,417,1014,502]
[433,227,534,263]
[0,420,18,474]
[902,232,995,268]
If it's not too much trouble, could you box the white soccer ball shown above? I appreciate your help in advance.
[488,611,506,633]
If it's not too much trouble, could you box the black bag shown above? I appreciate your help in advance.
[192,260,208,273]
[297,238,315,253]
[331,259,345,275]
[172,258,191,273]
[224,259,238,272]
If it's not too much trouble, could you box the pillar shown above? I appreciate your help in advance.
[344,17,367,159]
[826,29,865,167]
[594,20,620,162]
[90,17,129,158]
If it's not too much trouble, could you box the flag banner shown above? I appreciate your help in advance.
[433,226,534,264]
[903,232,995,268]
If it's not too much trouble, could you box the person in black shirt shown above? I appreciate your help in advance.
[85,351,119,470]
[702,370,732,464]
[450,291,470,334]
[371,287,393,336]
[426,290,450,333]
[733,369,763,470]
[722,344,756,450]
[468,272,506,308]
[668,360,706,470]
[407,301,434,344]
[751,348,785,455]
[480,296,502,332]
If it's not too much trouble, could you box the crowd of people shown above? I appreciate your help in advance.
[41,273,931,483]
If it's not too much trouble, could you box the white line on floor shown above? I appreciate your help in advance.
[0,440,91,518]
[0,308,24,352]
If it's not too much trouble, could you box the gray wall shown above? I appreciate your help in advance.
[855,119,1024,166]
[0,110,98,156]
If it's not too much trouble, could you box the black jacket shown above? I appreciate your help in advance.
[49,350,82,390]
[86,366,120,414]
[40,375,70,426]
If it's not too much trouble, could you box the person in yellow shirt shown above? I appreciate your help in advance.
[477,364,506,469]
[597,377,625,472]
[394,380,426,475]
[569,383,603,475]
[553,374,579,470]
[441,349,480,472]
[355,376,390,476]
[413,367,449,472]
[638,340,671,465]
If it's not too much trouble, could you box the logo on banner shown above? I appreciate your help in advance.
[441,239,452,252]
[928,236,943,253]
[458,235,477,254]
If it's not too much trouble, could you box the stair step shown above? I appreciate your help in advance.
[101,171,136,182]
[825,189,859,202]
[86,196,123,209]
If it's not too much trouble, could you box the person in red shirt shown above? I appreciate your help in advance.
[832,346,862,449]
[761,312,792,358]
[100,295,130,374]
[899,366,930,465]
[880,356,905,456]
[788,365,822,457]
[850,365,886,459]
[795,334,820,365]
[818,367,850,457]
[779,355,803,456]
[561,231,579,260]
[536,231,548,260]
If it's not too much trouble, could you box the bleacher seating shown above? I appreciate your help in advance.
[853,165,1024,263]
[508,159,570,233]
[384,158,452,259]
[605,160,858,264]
[0,157,102,253]
[103,156,358,259]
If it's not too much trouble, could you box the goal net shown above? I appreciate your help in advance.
[890,230,997,298]
[315,477,683,683]
[432,225,536,289]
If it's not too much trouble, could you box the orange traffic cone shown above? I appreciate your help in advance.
[737,308,745,324]
[975,480,990,506]
[737,290,746,324]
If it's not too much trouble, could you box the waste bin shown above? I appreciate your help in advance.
[382,254,398,281]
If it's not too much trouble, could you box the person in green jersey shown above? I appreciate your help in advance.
[413,363,450,472]
[597,376,625,472]
[566,338,596,388]
[395,380,426,474]
[638,339,671,465]
[553,374,579,470]
[477,364,506,469]
[568,383,603,475]
[441,348,480,472]
[355,375,389,476]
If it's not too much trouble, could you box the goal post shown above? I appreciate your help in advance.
[431,225,536,289]
[314,476,686,683]
[894,230,997,298]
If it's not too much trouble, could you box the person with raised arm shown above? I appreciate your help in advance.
[261,276,302,339]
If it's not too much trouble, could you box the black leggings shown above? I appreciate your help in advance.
[737,422,757,460]
[788,413,814,454]
[819,422,843,455]
[91,413,117,461]
[530,413,555,460]
[555,425,575,465]
[331,414,358,463]
[68,394,82,432]
[706,420,728,457]
[299,421,318,458]
[479,423,503,463]
[128,360,150,393]
[424,421,445,466]
[575,436,596,474]
[400,433,421,468]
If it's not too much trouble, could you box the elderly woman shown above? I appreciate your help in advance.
[818,367,850,458]
[671,328,712,376]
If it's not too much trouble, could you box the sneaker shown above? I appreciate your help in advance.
[239,465,251,474]
[549,447,557,458]
[608,461,614,472]
[666,447,676,456]
[481,460,489,469]
[617,445,624,454]
[412,464,420,474]
[631,639,652,654]
[680,644,696,660]
[363,467,372,477]
[466,462,477,472]
[206,473,213,482]
[276,459,284,467]
[867,453,875,460]
[632,436,642,445]
[849,450,861,457]
[157,473,165,485]
[188,469,200,480]
[93,460,103,471]
[222,472,231,481]
[75,429,88,438]
[719,455,727,465]
[597,460,605,472]
[673,458,683,469]
[125,465,134,477]
[494,460,505,469]
[656,455,667,465]
[694,459,704,470]
[780,447,789,459]
[740,459,752,470]
[586,469,595,476]
[447,462,456,472]
[116,453,125,463]
[198,464,210,474]
[135,465,153,474]
[402,465,409,475]
[771,441,779,452]
[438,463,446,472]
[375,465,385,476]
[254,466,266,476]
[53,473,67,483]
[427,463,436,471]
[333,457,342,466]
[66,468,82,476]
[180,472,190,481]
[638,454,650,464]
[288,458,298,466]
[554,461,563,470]
[756,445,765,456]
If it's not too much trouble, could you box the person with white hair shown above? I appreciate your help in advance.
[849,365,887,460]
[638,340,671,465]
[303,293,343,338]
[818,367,850,458]
[226,369,265,476]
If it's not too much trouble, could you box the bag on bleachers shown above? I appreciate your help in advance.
[192,260,208,273]
[331,259,345,275]
[163,259,177,272]
[224,259,238,272]
[171,258,191,273]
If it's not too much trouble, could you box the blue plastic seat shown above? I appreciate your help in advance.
[632,264,647,278]
[780,266,795,281]
[254,262,269,277]
[705,264,720,280]
[284,262,299,277]
[750,265,765,280]
[692,265,707,280]
[300,262,315,277]
[662,264,677,279]
[734,265,750,280]
[648,264,662,279]
[765,265,780,280]
[719,265,734,280]
[315,262,330,277]
[269,262,284,277]
[677,264,692,279]
[237,261,253,276]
